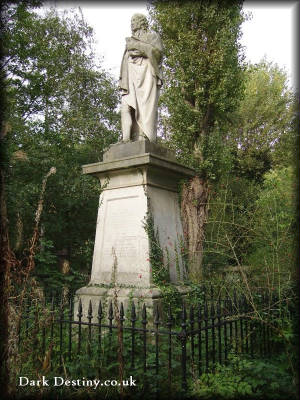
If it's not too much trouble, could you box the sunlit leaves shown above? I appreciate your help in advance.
[149,1,245,178]
[229,60,296,180]
[4,4,120,277]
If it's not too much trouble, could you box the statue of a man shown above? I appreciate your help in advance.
[119,13,163,142]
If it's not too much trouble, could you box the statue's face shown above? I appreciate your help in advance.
[131,16,141,32]
[131,15,146,32]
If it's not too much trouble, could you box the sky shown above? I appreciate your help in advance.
[43,1,297,89]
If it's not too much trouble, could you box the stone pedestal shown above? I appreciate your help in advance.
[75,140,195,317]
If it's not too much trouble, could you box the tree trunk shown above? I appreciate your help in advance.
[181,176,209,281]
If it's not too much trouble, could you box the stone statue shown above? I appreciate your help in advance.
[119,13,163,143]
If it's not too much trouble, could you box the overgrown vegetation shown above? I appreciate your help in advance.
[3,2,120,288]
[1,1,298,399]
[192,355,297,400]
[149,0,246,279]
[13,289,297,400]
[143,210,183,314]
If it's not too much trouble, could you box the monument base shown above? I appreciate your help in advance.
[75,140,195,321]
[74,284,190,322]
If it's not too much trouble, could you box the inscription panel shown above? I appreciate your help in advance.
[101,195,146,273]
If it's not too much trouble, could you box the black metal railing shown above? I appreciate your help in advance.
[16,288,278,396]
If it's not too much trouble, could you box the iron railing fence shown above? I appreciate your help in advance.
[15,286,283,397]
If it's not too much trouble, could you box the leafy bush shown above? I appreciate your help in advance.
[245,167,296,288]
[192,354,298,399]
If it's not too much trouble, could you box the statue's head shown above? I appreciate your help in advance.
[131,13,148,33]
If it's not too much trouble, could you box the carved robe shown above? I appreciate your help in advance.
[119,31,163,141]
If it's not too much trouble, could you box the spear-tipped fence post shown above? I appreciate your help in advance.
[167,304,173,390]
[197,303,202,376]
[108,300,114,359]
[120,302,125,324]
[59,298,64,370]
[243,296,249,354]
[240,296,244,353]
[211,302,216,371]
[204,296,209,372]
[154,304,160,377]
[142,304,147,374]
[180,302,187,392]
[130,302,137,369]
[87,300,93,357]
[229,296,233,349]
[77,299,82,355]
[224,297,229,363]
[97,300,103,377]
[217,300,222,364]
[190,305,195,367]
[119,302,125,392]
[233,289,238,354]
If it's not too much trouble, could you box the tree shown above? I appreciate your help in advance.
[1,2,45,395]
[3,4,120,288]
[228,59,297,182]
[246,167,296,287]
[149,0,245,280]
[201,60,297,277]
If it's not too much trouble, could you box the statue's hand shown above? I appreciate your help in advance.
[126,37,138,50]
[129,49,143,57]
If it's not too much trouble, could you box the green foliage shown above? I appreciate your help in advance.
[192,355,297,399]
[33,239,74,292]
[143,211,183,313]
[15,293,298,400]
[198,60,296,281]
[228,60,297,182]
[149,0,245,179]
[34,238,57,267]
[3,4,120,282]
[16,299,184,399]
[143,211,170,286]
[201,163,296,287]
[202,175,258,271]
[245,167,296,289]
[149,4,296,285]
[149,1,246,279]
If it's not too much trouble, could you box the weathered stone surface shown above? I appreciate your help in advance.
[76,141,195,315]
[83,141,195,193]
[119,14,163,142]
[103,139,176,162]
[75,286,163,316]
[90,184,150,288]
[74,285,190,322]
